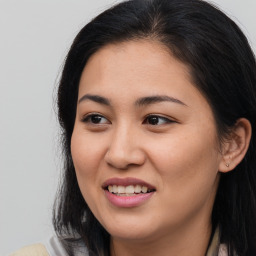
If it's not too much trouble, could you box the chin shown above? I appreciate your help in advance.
[101,217,160,241]
[109,228,156,242]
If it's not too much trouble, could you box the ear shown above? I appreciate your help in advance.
[218,118,252,173]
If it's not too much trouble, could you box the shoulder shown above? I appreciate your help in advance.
[9,244,49,256]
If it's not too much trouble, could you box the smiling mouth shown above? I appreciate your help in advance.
[106,185,155,196]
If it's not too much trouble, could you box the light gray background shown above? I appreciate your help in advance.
[0,1,255,255]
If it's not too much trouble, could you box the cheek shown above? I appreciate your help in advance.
[70,129,104,213]
[70,130,104,206]
[71,129,105,176]
[148,127,220,199]
[148,134,220,226]
[151,133,218,171]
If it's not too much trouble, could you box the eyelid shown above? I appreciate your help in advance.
[81,112,111,124]
[143,114,176,125]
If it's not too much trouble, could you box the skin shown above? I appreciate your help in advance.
[71,40,228,256]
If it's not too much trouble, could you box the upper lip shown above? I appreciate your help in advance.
[102,177,156,190]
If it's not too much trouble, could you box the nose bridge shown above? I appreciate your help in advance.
[104,121,145,169]
[112,122,132,150]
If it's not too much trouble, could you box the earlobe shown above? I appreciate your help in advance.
[219,118,252,173]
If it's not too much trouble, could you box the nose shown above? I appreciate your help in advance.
[104,125,146,170]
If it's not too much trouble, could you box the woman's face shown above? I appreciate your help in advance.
[71,40,222,242]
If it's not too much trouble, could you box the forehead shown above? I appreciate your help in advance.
[79,40,210,109]
[79,40,193,96]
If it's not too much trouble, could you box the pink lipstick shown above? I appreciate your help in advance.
[102,177,156,208]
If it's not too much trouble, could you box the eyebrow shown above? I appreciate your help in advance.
[78,94,111,105]
[135,95,187,107]
[78,94,187,107]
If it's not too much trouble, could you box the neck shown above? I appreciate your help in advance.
[110,218,212,256]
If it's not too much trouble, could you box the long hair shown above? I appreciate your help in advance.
[54,0,256,255]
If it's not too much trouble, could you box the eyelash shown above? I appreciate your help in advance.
[143,115,175,125]
[81,113,175,126]
[81,113,110,125]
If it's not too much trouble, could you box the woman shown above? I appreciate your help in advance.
[10,0,256,255]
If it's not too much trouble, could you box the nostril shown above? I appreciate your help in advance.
[104,146,146,169]
[106,160,130,170]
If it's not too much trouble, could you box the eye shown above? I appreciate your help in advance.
[82,114,110,124]
[143,115,174,125]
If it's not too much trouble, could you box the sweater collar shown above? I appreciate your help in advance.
[206,227,228,256]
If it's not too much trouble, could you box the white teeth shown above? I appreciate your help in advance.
[134,185,141,193]
[108,185,113,193]
[125,185,135,193]
[107,185,153,194]
[113,185,118,193]
[142,186,148,193]
[117,186,125,193]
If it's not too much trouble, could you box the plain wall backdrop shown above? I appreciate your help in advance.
[0,0,255,255]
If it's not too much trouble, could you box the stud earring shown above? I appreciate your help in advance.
[226,156,232,167]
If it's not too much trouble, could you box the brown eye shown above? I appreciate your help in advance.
[147,116,159,125]
[91,115,103,124]
[144,115,173,125]
[82,114,109,124]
